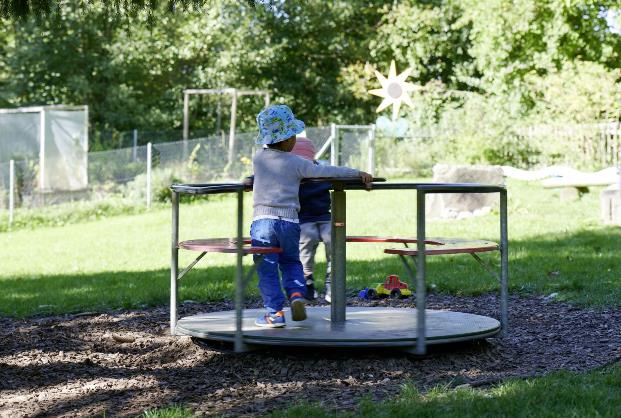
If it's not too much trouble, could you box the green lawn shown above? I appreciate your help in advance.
[1,179,620,317]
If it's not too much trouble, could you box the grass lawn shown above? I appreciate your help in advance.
[1,178,619,317]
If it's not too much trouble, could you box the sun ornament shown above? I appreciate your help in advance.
[368,60,419,121]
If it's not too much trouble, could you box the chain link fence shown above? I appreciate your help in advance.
[0,125,370,225]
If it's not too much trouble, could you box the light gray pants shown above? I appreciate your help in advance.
[299,221,331,283]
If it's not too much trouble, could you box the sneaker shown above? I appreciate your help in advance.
[289,292,307,321]
[325,283,331,303]
[305,275,318,301]
[255,311,286,328]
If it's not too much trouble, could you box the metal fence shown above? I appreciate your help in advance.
[5,120,620,228]
[1,125,375,227]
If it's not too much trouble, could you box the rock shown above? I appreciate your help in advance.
[426,164,504,219]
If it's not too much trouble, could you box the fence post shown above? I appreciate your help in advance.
[8,159,14,229]
[330,123,337,166]
[146,142,152,209]
[227,89,238,170]
[183,91,189,160]
[368,124,376,176]
[132,129,138,162]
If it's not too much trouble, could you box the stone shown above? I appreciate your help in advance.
[426,164,504,219]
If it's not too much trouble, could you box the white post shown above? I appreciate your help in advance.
[228,89,238,169]
[183,92,189,159]
[39,110,46,191]
[330,123,337,166]
[264,92,270,108]
[132,129,138,162]
[8,160,14,229]
[368,124,376,176]
[146,142,152,209]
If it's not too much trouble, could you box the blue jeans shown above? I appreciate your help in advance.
[251,218,306,312]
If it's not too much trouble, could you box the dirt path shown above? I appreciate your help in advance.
[1,294,620,417]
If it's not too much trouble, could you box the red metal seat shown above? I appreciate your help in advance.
[346,236,444,245]
[384,238,498,256]
[178,238,282,254]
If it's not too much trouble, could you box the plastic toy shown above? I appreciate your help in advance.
[359,275,412,299]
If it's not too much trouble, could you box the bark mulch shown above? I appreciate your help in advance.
[1,294,620,417]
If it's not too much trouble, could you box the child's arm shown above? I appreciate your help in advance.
[295,156,373,184]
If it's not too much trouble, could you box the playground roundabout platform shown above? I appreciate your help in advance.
[176,306,500,348]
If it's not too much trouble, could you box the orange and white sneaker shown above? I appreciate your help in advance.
[289,292,307,321]
[255,311,286,328]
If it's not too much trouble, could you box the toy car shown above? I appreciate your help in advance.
[359,275,412,299]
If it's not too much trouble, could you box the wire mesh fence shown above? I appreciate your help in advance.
[4,120,620,227]
[0,125,363,222]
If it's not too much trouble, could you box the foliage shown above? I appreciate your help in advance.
[1,0,621,168]
[0,196,151,233]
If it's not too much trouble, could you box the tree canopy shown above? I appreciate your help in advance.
[0,0,619,156]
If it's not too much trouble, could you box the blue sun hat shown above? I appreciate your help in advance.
[256,104,305,145]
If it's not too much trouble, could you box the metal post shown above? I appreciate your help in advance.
[500,189,509,336]
[39,109,46,191]
[132,129,138,162]
[228,89,238,170]
[330,185,347,323]
[368,124,376,176]
[182,91,189,160]
[170,191,179,335]
[8,159,14,229]
[146,142,152,209]
[234,189,246,352]
[415,190,427,355]
[330,123,337,166]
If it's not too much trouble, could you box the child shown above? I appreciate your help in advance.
[251,104,372,327]
[290,137,333,302]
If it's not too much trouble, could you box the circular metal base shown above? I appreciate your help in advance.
[176,307,500,348]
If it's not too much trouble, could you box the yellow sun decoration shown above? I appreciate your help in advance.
[368,60,419,121]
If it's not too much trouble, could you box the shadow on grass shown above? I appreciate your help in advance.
[1,227,621,318]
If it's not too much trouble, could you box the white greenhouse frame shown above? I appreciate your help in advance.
[0,105,89,191]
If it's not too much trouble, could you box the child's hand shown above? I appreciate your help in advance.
[242,177,253,191]
[358,171,373,189]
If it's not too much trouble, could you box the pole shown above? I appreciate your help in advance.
[183,91,189,160]
[330,184,347,323]
[8,160,14,229]
[234,189,246,352]
[228,89,238,170]
[39,109,46,191]
[132,129,138,162]
[415,190,427,355]
[170,191,179,335]
[330,123,337,166]
[500,189,509,336]
[146,142,152,209]
[264,92,270,108]
[368,124,376,176]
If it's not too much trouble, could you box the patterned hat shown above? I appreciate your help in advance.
[256,104,305,145]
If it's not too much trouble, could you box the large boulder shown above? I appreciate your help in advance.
[426,164,504,219]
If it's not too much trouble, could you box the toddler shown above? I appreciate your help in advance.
[251,104,372,327]
[290,137,333,302]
